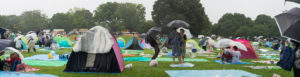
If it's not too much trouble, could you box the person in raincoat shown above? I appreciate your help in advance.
[27,37,36,53]
[15,38,22,50]
[168,28,183,64]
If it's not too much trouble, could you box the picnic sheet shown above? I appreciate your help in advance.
[259,56,279,60]
[170,63,194,67]
[214,60,253,64]
[252,60,278,64]
[0,71,58,77]
[24,60,67,67]
[123,57,209,62]
[121,50,143,54]
[24,54,60,61]
[165,70,260,77]
[244,66,281,69]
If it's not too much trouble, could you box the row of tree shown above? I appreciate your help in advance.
[212,13,280,38]
[0,0,280,38]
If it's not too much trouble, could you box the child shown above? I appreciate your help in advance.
[222,47,233,63]
[6,53,21,71]
[179,29,187,62]
[231,46,241,64]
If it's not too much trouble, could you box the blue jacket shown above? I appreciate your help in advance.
[277,46,295,71]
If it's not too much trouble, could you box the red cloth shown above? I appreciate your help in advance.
[6,58,22,65]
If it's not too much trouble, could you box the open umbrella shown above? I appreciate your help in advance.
[230,41,247,51]
[0,40,12,51]
[146,27,161,38]
[167,20,190,28]
[176,27,193,39]
[286,0,300,4]
[207,37,215,46]
[275,7,300,42]
[215,39,234,48]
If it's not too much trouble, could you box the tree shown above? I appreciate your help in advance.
[152,0,211,35]
[136,20,155,33]
[19,10,49,32]
[254,14,280,37]
[50,13,73,32]
[212,13,254,37]
[94,2,146,32]
[69,8,95,29]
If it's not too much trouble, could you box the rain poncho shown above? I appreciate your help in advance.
[73,26,114,53]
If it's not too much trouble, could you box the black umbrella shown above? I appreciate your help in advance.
[286,0,300,4]
[275,7,300,42]
[167,20,190,28]
[0,39,12,51]
[146,27,161,38]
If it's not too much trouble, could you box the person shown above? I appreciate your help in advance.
[222,47,233,63]
[146,34,163,60]
[6,53,21,71]
[231,46,241,64]
[273,40,280,53]
[179,29,187,62]
[27,37,36,53]
[168,28,182,64]
[15,38,22,50]
[292,40,300,77]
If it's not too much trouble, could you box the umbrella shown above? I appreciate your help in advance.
[275,7,300,42]
[0,40,12,51]
[207,37,215,46]
[252,42,259,46]
[176,27,193,39]
[167,20,190,28]
[198,35,204,38]
[286,0,300,4]
[146,27,161,38]
[230,41,247,51]
[215,39,234,48]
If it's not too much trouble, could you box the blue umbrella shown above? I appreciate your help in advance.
[0,40,12,51]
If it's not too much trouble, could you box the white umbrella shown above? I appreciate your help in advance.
[176,27,193,39]
[25,33,37,42]
[198,35,204,38]
[215,39,233,48]
[207,37,215,46]
[251,42,259,46]
[230,42,247,51]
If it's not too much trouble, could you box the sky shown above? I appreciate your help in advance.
[0,0,299,23]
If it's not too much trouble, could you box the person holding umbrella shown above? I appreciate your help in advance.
[146,27,163,66]
[167,20,189,64]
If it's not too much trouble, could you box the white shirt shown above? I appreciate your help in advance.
[232,51,241,63]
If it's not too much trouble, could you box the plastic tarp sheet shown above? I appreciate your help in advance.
[0,71,58,77]
[165,70,260,77]
[24,54,60,61]
[121,50,142,54]
[58,40,71,47]
[124,57,209,62]
[214,60,253,64]
[24,60,67,67]
[170,63,194,67]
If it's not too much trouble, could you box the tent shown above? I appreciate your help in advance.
[124,37,143,50]
[117,37,126,48]
[53,37,72,47]
[141,39,152,49]
[186,39,201,51]
[1,47,25,63]
[64,26,124,73]
[233,39,259,59]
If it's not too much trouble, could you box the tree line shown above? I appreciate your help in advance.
[0,0,280,38]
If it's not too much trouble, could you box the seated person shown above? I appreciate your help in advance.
[6,53,22,71]
[231,46,241,64]
[222,47,233,63]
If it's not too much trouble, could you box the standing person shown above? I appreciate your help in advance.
[292,40,300,77]
[273,40,280,53]
[27,37,36,53]
[179,29,187,62]
[168,28,182,64]
[231,46,241,63]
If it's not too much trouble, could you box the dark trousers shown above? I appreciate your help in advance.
[28,48,36,53]
[151,45,160,60]
[202,46,207,51]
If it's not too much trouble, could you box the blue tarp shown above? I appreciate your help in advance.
[21,40,27,50]
[165,70,260,77]
[214,60,253,64]
[24,54,60,61]
[117,40,125,48]
[264,41,272,47]
[0,71,58,77]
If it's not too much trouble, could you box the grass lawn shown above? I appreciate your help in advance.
[16,37,293,77]
[19,48,294,77]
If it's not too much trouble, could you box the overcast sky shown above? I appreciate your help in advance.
[0,0,299,23]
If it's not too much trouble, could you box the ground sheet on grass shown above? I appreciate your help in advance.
[165,70,260,77]
[0,71,58,77]
[214,60,253,64]
[124,57,208,62]
[24,60,67,67]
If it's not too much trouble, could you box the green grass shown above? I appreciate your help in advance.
[17,38,294,77]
